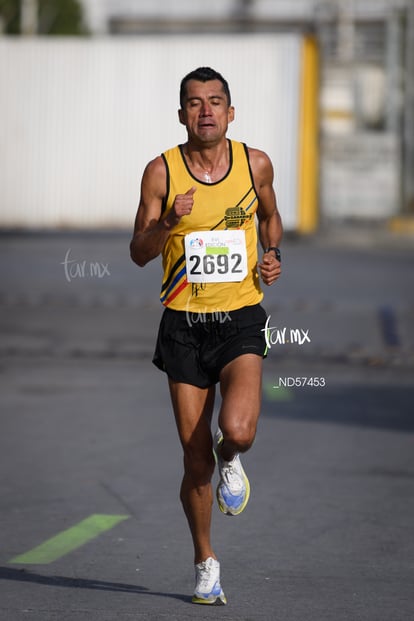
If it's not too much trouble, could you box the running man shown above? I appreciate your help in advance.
[130,67,282,605]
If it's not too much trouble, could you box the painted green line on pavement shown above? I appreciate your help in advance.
[263,381,293,402]
[9,513,129,565]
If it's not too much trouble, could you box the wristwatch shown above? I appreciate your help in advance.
[265,247,281,261]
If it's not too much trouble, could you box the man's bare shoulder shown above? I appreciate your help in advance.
[246,147,274,184]
[141,155,167,199]
[247,147,273,168]
[143,155,167,179]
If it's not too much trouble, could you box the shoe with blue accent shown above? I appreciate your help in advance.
[214,428,251,516]
[192,557,227,605]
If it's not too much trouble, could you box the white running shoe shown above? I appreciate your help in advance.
[192,557,227,605]
[214,428,251,516]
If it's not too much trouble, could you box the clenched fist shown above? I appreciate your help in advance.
[258,251,281,286]
[165,187,196,228]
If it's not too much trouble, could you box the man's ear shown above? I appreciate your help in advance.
[228,106,235,123]
[178,109,186,125]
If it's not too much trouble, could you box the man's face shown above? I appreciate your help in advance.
[179,79,234,146]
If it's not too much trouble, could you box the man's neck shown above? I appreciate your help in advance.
[182,139,230,183]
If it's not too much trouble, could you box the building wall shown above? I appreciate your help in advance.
[0,35,304,230]
[81,0,410,35]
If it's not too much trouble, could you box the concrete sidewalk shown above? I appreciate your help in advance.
[0,228,413,366]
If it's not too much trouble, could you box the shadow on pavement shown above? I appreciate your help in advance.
[262,385,414,433]
[0,566,192,604]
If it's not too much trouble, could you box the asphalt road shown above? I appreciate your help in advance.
[1,229,413,621]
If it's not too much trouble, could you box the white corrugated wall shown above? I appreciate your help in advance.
[0,35,301,229]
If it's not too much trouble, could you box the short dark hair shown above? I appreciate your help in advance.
[179,67,231,108]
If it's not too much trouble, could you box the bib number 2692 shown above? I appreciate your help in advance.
[184,230,248,284]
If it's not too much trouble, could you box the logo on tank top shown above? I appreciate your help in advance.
[224,206,252,228]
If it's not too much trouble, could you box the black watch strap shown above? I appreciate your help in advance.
[265,247,281,261]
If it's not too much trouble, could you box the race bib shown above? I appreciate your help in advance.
[184,230,248,283]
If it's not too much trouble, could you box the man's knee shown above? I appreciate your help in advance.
[221,420,256,454]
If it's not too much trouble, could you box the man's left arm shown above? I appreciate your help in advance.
[248,148,283,286]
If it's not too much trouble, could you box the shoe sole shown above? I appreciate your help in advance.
[192,593,227,605]
[212,430,223,466]
[217,466,250,516]
[213,431,251,516]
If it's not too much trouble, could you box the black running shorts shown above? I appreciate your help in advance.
[152,303,268,388]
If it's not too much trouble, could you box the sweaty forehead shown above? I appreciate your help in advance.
[184,79,227,101]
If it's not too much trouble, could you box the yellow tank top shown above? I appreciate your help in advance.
[160,140,263,312]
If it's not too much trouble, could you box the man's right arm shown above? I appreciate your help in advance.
[130,156,196,267]
[129,157,171,267]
